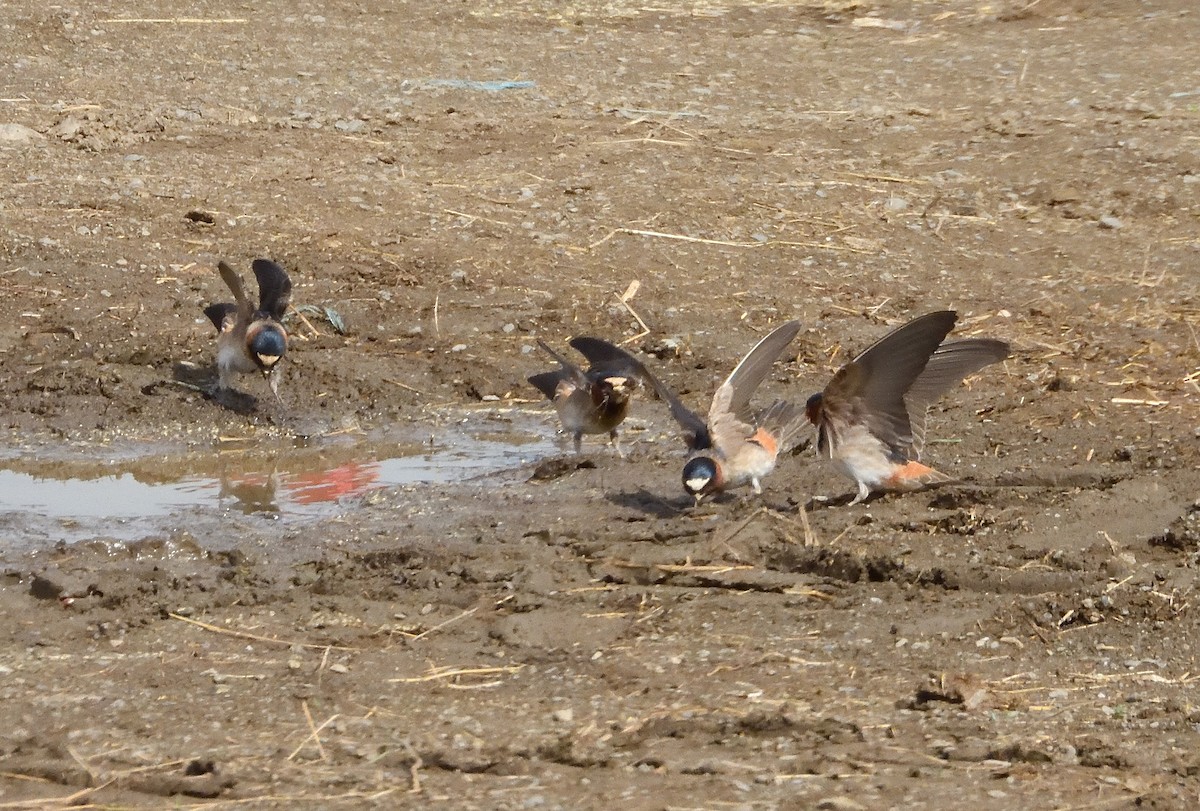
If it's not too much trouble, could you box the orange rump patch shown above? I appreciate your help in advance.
[750,427,779,456]
[883,461,952,491]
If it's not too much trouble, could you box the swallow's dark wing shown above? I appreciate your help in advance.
[694,320,801,456]
[203,303,238,333]
[705,383,757,456]
[217,260,253,320]
[527,370,571,401]
[577,338,711,450]
[535,340,590,388]
[720,320,801,423]
[822,311,957,459]
[906,337,1009,457]
[567,337,660,393]
[907,338,1010,406]
[659,380,711,451]
[251,259,293,320]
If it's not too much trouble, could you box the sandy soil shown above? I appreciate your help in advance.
[2,0,1199,807]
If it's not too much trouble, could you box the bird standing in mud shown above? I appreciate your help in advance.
[656,321,807,504]
[527,336,660,456]
[805,311,1009,504]
[203,258,293,401]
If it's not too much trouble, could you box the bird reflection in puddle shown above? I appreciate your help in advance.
[218,462,382,514]
[218,470,280,514]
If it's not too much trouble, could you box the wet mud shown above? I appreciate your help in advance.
[1,0,1199,808]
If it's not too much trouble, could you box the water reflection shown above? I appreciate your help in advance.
[216,461,384,514]
[0,411,557,542]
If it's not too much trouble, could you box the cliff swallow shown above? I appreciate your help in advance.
[203,259,293,399]
[656,321,806,503]
[805,311,1009,504]
[527,336,659,455]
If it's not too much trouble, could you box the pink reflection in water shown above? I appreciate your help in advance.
[219,461,383,513]
[282,462,382,505]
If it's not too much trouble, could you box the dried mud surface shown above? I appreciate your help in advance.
[1,0,1199,808]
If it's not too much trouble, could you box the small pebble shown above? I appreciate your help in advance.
[1098,215,1123,230]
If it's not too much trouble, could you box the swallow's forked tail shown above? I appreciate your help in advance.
[756,400,808,456]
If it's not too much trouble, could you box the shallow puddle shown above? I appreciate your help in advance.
[0,409,560,548]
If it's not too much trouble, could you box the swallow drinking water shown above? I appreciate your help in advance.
[655,321,806,503]
[804,311,1009,504]
[203,259,293,400]
[528,336,660,455]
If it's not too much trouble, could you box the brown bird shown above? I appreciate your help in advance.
[203,259,293,400]
[655,321,807,503]
[528,337,659,455]
[805,311,1009,504]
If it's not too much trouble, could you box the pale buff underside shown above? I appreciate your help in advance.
[216,336,259,389]
[826,422,898,490]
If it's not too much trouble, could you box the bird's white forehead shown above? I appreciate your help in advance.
[685,476,711,492]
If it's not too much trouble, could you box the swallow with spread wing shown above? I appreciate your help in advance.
[805,311,1009,504]
[528,336,660,455]
[203,259,293,400]
[655,321,806,503]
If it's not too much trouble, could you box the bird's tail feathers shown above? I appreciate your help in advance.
[756,399,808,455]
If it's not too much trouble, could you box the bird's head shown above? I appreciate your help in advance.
[682,456,720,504]
[804,392,824,425]
[248,323,287,373]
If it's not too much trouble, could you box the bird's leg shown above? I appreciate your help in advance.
[751,477,763,495]
[609,430,625,459]
[848,481,871,505]
[266,369,284,403]
[573,432,583,455]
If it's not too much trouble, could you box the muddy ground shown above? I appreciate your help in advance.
[2,0,1199,807]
